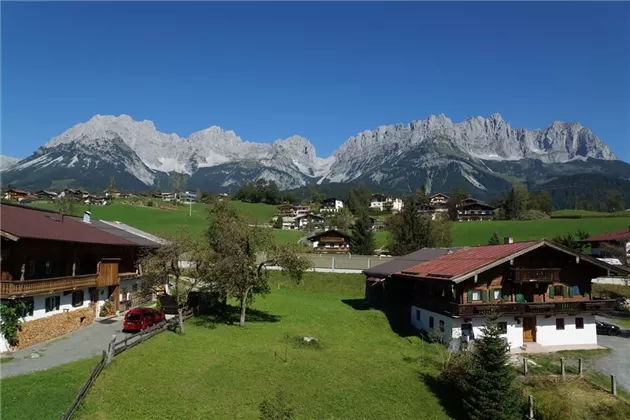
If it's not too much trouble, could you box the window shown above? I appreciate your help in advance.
[45,260,52,275]
[575,317,584,330]
[416,309,421,321]
[571,285,581,297]
[498,322,507,334]
[556,318,565,330]
[553,285,564,298]
[72,290,84,307]
[45,296,61,312]
[493,289,501,301]
[27,260,36,277]
[471,290,481,301]
[429,316,434,329]
[461,323,473,339]
[439,320,445,332]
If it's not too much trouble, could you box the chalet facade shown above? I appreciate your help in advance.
[321,198,344,213]
[295,213,325,230]
[383,239,627,351]
[429,193,449,205]
[370,194,403,212]
[306,229,352,253]
[0,204,162,351]
[581,226,630,266]
[457,198,495,221]
[4,189,30,201]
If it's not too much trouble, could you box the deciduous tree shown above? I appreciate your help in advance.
[207,200,311,326]
[327,206,353,231]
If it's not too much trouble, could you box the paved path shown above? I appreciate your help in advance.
[1,317,133,378]
[595,315,630,392]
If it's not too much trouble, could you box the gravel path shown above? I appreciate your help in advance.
[595,315,630,392]
[1,317,133,378]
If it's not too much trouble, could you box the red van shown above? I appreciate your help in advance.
[123,308,165,332]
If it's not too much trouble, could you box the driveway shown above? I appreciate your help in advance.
[595,315,630,392]
[1,316,133,378]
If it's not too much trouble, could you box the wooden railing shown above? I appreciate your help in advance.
[415,298,615,317]
[0,274,98,298]
[511,268,561,283]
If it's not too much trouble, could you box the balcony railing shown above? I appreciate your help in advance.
[511,268,560,283]
[0,274,99,298]
[415,298,615,317]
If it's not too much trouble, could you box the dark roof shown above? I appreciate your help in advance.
[581,227,630,243]
[430,193,449,199]
[88,220,164,247]
[363,248,464,278]
[397,239,630,283]
[459,201,495,210]
[0,203,161,247]
[306,229,351,242]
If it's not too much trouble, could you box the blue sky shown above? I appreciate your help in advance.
[2,2,629,160]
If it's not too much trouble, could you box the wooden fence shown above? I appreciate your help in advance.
[60,310,194,420]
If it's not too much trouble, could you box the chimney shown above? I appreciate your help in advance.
[504,237,513,244]
[83,211,91,224]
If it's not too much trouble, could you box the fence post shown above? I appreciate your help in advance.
[578,358,583,377]
[106,334,116,365]
[611,375,617,396]
[527,395,534,420]
[332,257,335,272]
[367,258,371,269]
[523,358,528,375]
[560,358,565,377]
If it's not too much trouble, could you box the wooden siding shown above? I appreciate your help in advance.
[97,260,120,288]
[0,274,98,298]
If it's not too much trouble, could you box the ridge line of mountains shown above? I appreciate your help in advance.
[2,113,629,200]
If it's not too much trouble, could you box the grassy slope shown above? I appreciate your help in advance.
[70,272,447,420]
[1,357,99,420]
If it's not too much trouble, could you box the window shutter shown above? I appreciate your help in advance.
[516,293,524,303]
[481,290,488,302]
[467,290,473,303]
[568,286,574,297]
[55,296,60,310]
[549,286,555,298]
[502,294,509,301]
[563,286,568,298]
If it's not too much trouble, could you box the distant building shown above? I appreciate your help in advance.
[581,226,630,266]
[370,194,404,212]
[295,213,326,230]
[306,229,352,253]
[36,190,58,199]
[4,188,30,201]
[429,193,449,205]
[457,198,495,221]
[321,198,344,213]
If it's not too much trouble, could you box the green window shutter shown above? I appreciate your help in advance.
[502,294,509,301]
[549,286,555,298]
[481,290,488,302]
[563,286,568,298]
[568,286,574,297]
[516,293,524,303]
[467,290,473,303]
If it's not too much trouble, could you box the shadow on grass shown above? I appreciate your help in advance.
[419,372,467,420]
[190,305,281,329]
[341,299,417,339]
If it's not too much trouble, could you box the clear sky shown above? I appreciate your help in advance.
[2,2,629,160]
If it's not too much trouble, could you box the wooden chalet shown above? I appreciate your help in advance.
[457,198,495,221]
[387,238,628,350]
[4,189,30,201]
[429,193,449,205]
[306,229,352,254]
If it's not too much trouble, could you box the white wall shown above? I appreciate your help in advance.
[535,314,597,346]
[410,307,457,342]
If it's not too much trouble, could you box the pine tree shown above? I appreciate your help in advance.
[488,232,500,245]
[463,317,521,420]
[350,211,375,255]
[273,216,283,229]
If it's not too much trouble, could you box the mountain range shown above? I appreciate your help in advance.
[3,113,629,199]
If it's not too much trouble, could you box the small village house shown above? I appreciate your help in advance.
[457,197,495,221]
[0,203,163,351]
[429,193,449,205]
[35,190,58,199]
[581,226,630,266]
[4,188,30,201]
[370,194,404,212]
[321,197,344,213]
[371,238,628,351]
[306,229,352,253]
[294,213,325,230]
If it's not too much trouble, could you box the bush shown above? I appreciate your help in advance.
[99,301,115,317]
[146,199,154,207]
[518,210,550,220]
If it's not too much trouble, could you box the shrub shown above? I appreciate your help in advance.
[146,199,154,207]
[0,301,28,347]
[99,301,115,317]
[517,210,550,220]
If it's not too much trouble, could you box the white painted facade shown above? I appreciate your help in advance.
[370,196,403,212]
[410,307,597,351]
[321,199,344,213]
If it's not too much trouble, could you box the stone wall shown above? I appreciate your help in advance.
[17,305,96,350]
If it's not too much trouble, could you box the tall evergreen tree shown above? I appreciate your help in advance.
[273,216,283,229]
[350,211,375,255]
[463,317,521,420]
[387,195,433,256]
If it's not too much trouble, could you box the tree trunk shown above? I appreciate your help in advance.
[239,287,251,327]
[177,307,185,335]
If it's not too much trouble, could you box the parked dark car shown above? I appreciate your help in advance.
[123,307,165,332]
[596,321,621,336]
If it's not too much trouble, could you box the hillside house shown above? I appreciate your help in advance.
[457,198,495,221]
[429,193,449,205]
[306,229,352,253]
[581,226,630,266]
[384,238,628,351]
[4,189,30,201]
[36,190,58,199]
[0,203,163,351]
[321,198,344,213]
[370,194,404,212]
[417,203,449,220]
[295,213,325,230]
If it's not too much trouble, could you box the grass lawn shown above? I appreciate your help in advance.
[1,356,100,420]
[551,209,630,218]
[68,272,448,419]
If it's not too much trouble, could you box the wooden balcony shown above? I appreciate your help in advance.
[415,298,615,317]
[511,268,560,283]
[0,274,98,298]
